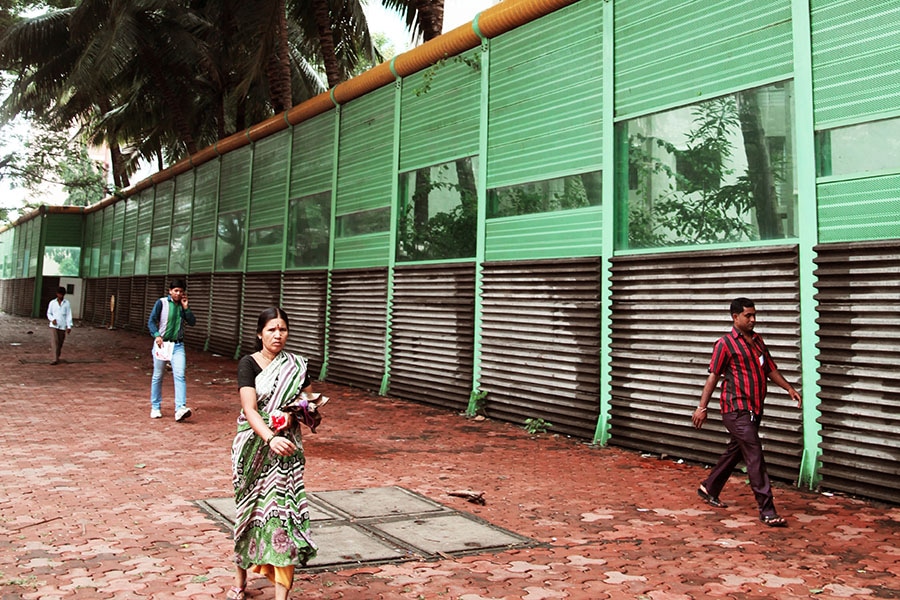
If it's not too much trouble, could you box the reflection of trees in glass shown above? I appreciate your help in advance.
[169,224,191,273]
[626,85,791,248]
[337,207,391,237]
[216,211,246,269]
[397,157,477,261]
[287,192,331,268]
[488,171,601,219]
[44,247,81,276]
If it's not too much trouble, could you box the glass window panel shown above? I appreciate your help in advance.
[110,238,121,275]
[336,207,391,237]
[216,210,246,270]
[619,81,797,249]
[249,225,284,247]
[42,247,81,276]
[397,157,479,262]
[135,233,150,274]
[169,223,191,274]
[287,192,331,268]
[488,170,601,219]
[815,116,900,178]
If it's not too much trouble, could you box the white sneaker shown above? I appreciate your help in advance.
[150,408,162,419]
[175,407,192,422]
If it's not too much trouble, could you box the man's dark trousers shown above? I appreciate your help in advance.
[702,410,777,517]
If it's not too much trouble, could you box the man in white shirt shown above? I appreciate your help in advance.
[47,286,73,365]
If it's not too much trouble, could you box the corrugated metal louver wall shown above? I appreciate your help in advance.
[184,274,211,351]
[239,272,282,357]
[479,258,602,438]
[113,277,131,329]
[83,278,99,324]
[388,263,476,411]
[128,277,148,332]
[207,273,242,358]
[325,268,388,390]
[813,241,900,503]
[608,246,803,481]
[144,277,167,331]
[282,271,329,380]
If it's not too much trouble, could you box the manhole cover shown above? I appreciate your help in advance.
[197,486,536,571]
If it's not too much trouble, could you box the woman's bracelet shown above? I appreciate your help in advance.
[265,433,276,445]
[696,406,707,412]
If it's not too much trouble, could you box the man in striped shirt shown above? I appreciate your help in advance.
[692,297,802,527]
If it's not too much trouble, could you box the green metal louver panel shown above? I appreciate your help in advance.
[615,0,792,118]
[248,131,290,272]
[336,86,394,216]
[608,246,803,481]
[87,211,101,278]
[135,190,154,276]
[191,161,219,273]
[400,49,481,171]
[111,202,125,276]
[388,263,476,412]
[325,268,388,391]
[291,112,334,196]
[813,240,900,503]
[487,0,603,188]
[282,270,328,379]
[44,213,83,247]
[333,233,390,270]
[219,148,252,213]
[811,0,900,127]
[817,173,900,243]
[478,258,602,439]
[170,172,193,275]
[121,199,138,277]
[99,205,113,276]
[485,206,602,262]
[150,181,174,275]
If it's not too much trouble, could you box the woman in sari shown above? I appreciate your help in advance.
[228,307,317,600]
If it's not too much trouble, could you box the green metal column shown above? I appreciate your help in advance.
[380,70,403,396]
[318,98,342,381]
[32,209,48,318]
[792,0,823,489]
[466,24,490,415]
[594,0,614,445]
[236,138,256,359]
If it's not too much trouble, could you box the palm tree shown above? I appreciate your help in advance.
[381,0,445,42]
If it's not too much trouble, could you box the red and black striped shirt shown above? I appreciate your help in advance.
[709,327,776,414]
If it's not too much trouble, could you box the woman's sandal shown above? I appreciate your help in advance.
[226,586,246,600]
[760,514,787,527]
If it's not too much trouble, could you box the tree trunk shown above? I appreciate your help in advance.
[109,140,129,189]
[313,0,341,88]
[415,0,445,41]
[455,158,476,211]
[738,91,782,239]
[267,0,293,112]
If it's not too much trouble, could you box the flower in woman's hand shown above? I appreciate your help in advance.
[269,410,289,433]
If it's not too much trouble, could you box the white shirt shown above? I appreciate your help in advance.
[48,298,73,330]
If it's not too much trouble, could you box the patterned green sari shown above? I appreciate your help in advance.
[231,352,317,569]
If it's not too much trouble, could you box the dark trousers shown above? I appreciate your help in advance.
[702,410,776,517]
[50,328,66,361]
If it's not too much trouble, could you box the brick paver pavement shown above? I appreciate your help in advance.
[1,314,897,600]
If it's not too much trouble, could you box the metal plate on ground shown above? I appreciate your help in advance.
[198,486,536,571]
[312,486,446,518]
[371,512,530,555]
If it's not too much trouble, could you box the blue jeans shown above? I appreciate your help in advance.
[150,342,187,411]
